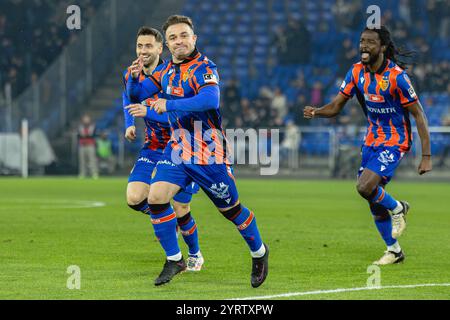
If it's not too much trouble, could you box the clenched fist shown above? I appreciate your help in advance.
[125,126,136,142]
[303,106,317,119]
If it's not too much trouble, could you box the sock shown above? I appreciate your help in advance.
[149,203,181,258]
[371,186,401,212]
[222,204,263,253]
[387,241,402,253]
[251,243,266,258]
[370,202,397,246]
[177,212,200,256]
[128,200,151,215]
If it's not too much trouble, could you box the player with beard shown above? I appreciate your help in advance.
[123,27,204,272]
[304,26,432,265]
[126,16,268,287]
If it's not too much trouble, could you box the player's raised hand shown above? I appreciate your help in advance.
[129,57,144,79]
[418,156,432,175]
[125,126,137,142]
[149,99,167,114]
[125,104,148,118]
[304,106,316,119]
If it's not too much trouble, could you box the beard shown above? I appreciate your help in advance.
[361,50,381,66]
[143,54,158,68]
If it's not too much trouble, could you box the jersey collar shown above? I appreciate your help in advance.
[364,58,389,75]
[171,47,201,66]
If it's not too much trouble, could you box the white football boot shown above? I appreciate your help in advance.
[392,201,409,239]
[373,250,405,265]
[186,252,204,272]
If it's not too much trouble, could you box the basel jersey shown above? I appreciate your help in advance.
[339,59,419,152]
[128,48,228,164]
[122,62,171,152]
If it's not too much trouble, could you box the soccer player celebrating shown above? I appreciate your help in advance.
[304,26,432,265]
[126,15,268,286]
[123,27,204,272]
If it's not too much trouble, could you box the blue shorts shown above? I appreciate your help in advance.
[128,148,199,203]
[358,146,405,185]
[151,145,239,209]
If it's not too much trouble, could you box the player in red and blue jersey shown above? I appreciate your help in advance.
[304,26,432,265]
[123,27,204,272]
[126,16,268,287]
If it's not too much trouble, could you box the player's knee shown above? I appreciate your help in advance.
[220,203,242,221]
[127,192,146,206]
[148,191,171,205]
[356,182,374,200]
[173,202,190,218]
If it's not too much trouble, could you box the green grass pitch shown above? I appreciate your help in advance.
[1,177,449,300]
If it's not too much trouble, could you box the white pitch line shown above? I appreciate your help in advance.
[1,199,106,209]
[228,283,450,300]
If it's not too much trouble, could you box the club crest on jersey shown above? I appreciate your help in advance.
[379,76,389,91]
[203,73,218,84]
[182,68,193,82]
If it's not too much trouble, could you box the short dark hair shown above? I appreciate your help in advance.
[162,15,194,35]
[137,26,163,43]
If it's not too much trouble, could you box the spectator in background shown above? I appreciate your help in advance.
[77,114,98,179]
[97,131,116,175]
[310,82,323,107]
[223,78,241,115]
[271,87,288,121]
[338,38,358,75]
[285,18,311,64]
[437,113,450,168]
[399,0,412,26]
[280,119,300,168]
[272,25,289,65]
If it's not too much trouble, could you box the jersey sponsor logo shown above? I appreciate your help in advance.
[377,150,395,166]
[166,86,185,97]
[209,182,230,200]
[379,76,389,91]
[156,159,176,167]
[340,80,346,89]
[137,157,154,164]
[381,165,386,172]
[364,94,386,103]
[366,106,396,114]
[203,73,218,84]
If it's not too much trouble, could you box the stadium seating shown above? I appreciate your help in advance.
[91,0,450,154]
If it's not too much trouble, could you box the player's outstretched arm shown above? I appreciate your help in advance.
[304,93,348,119]
[127,76,161,103]
[407,101,432,175]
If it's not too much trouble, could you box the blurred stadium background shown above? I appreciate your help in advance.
[1,0,449,179]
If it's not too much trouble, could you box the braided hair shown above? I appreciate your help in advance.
[364,26,415,70]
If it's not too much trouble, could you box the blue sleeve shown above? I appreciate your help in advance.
[396,72,419,107]
[127,75,161,103]
[166,85,220,112]
[122,90,135,129]
[339,66,356,98]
